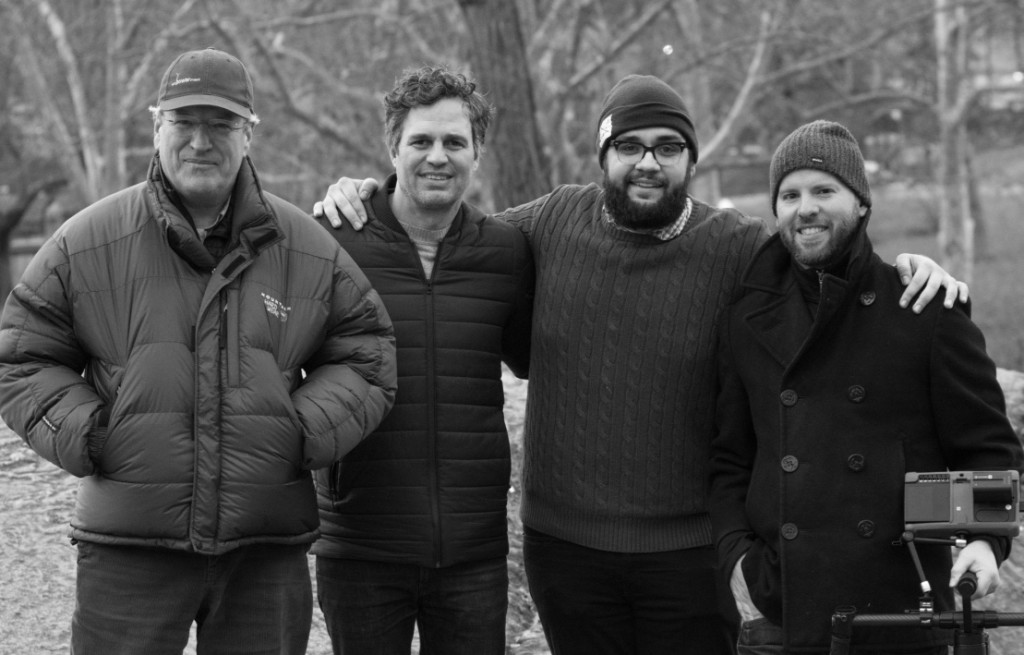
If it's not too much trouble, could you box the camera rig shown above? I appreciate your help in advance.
[829,471,1024,655]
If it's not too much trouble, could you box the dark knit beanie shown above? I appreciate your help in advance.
[769,120,871,215]
[597,74,699,167]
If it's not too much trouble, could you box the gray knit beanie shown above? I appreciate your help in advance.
[597,74,698,167]
[769,120,871,215]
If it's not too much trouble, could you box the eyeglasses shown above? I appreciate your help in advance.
[163,116,246,139]
[611,140,687,166]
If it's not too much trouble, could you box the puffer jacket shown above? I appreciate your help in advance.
[0,155,397,555]
[313,175,534,568]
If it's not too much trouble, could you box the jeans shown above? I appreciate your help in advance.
[70,541,312,655]
[523,526,737,655]
[315,555,508,655]
[737,617,949,655]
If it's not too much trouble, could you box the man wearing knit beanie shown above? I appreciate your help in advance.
[710,120,1019,653]
[595,74,701,234]
[769,120,872,270]
[314,84,968,655]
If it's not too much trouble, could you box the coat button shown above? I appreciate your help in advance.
[780,389,799,406]
[847,385,866,403]
[857,520,876,538]
[847,454,866,472]
[860,291,877,306]
[781,523,799,540]
[781,455,799,472]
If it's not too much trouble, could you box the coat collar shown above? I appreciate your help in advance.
[737,211,875,368]
[147,154,282,271]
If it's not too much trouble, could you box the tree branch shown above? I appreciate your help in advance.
[6,2,90,200]
[562,0,675,94]
[698,9,774,164]
[247,32,390,169]
[35,0,102,200]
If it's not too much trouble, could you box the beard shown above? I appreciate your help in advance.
[780,207,862,269]
[602,168,691,231]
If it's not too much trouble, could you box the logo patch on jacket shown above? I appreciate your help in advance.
[261,293,291,322]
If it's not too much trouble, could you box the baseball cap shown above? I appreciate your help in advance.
[157,48,254,119]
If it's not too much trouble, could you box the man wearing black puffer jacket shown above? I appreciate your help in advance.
[0,48,396,655]
[312,66,534,655]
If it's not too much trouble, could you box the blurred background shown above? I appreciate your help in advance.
[1,0,1023,652]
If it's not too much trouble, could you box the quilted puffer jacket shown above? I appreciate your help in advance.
[313,175,534,568]
[0,155,397,555]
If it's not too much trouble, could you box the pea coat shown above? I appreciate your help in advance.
[710,223,1023,652]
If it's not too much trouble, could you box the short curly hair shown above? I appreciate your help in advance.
[383,66,493,158]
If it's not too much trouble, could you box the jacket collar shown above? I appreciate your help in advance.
[740,209,874,295]
[147,154,283,271]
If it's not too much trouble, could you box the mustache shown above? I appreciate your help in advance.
[627,172,665,184]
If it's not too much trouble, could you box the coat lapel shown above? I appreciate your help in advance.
[743,287,812,368]
[738,235,813,368]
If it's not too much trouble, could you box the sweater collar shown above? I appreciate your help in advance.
[601,196,693,241]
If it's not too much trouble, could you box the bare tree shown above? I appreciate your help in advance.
[457,0,551,209]
[0,177,66,300]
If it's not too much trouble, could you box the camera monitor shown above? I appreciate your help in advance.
[904,470,1021,539]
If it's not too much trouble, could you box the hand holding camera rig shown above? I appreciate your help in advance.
[830,471,1024,655]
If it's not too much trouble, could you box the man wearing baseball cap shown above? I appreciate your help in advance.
[0,48,397,654]
[315,78,966,655]
[710,120,1022,653]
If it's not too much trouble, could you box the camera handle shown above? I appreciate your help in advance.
[829,572,987,655]
[903,530,968,603]
[829,533,1024,655]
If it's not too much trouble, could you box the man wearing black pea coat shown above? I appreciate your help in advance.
[710,120,1024,654]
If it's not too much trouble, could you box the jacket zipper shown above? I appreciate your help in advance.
[422,237,444,567]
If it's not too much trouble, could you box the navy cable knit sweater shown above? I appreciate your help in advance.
[498,183,767,553]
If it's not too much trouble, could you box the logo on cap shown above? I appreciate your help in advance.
[598,115,613,150]
[157,49,254,119]
[171,74,201,87]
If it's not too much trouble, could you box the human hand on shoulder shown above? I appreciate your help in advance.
[312,177,380,230]
[894,253,969,313]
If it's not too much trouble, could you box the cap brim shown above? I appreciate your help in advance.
[160,94,252,119]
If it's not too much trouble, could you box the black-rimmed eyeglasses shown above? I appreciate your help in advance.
[610,140,687,166]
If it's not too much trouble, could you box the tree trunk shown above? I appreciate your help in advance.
[0,178,66,301]
[934,0,964,277]
[456,0,551,211]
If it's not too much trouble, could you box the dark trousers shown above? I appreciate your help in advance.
[737,617,949,655]
[523,526,737,655]
[315,555,508,655]
[70,541,313,655]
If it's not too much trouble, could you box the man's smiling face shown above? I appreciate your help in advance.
[776,168,868,269]
[390,97,479,220]
[154,105,251,207]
